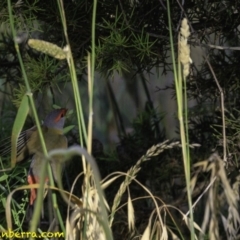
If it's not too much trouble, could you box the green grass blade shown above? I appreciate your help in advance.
[11,94,29,168]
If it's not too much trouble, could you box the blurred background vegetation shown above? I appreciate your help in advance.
[0,0,240,239]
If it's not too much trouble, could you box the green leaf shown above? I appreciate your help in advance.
[63,125,75,134]
[1,197,6,208]
[11,94,30,168]
[0,174,8,182]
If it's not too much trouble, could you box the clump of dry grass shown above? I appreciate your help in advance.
[61,140,201,239]
[109,140,182,227]
[190,153,240,239]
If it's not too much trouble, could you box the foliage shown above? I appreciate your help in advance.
[0,0,240,239]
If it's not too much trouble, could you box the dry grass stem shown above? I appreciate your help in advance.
[109,140,199,227]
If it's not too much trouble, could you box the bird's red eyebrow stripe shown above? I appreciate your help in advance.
[54,108,68,123]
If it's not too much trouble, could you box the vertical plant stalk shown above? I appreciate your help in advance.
[7,0,62,235]
[56,2,93,237]
[205,58,226,162]
[87,0,97,157]
[166,1,195,239]
[178,17,194,238]
[87,54,93,154]
[57,0,87,158]
[84,1,100,238]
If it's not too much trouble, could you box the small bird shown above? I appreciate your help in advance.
[0,108,68,216]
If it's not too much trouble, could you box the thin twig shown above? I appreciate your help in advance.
[204,56,226,162]
[189,40,240,51]
[185,176,217,217]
